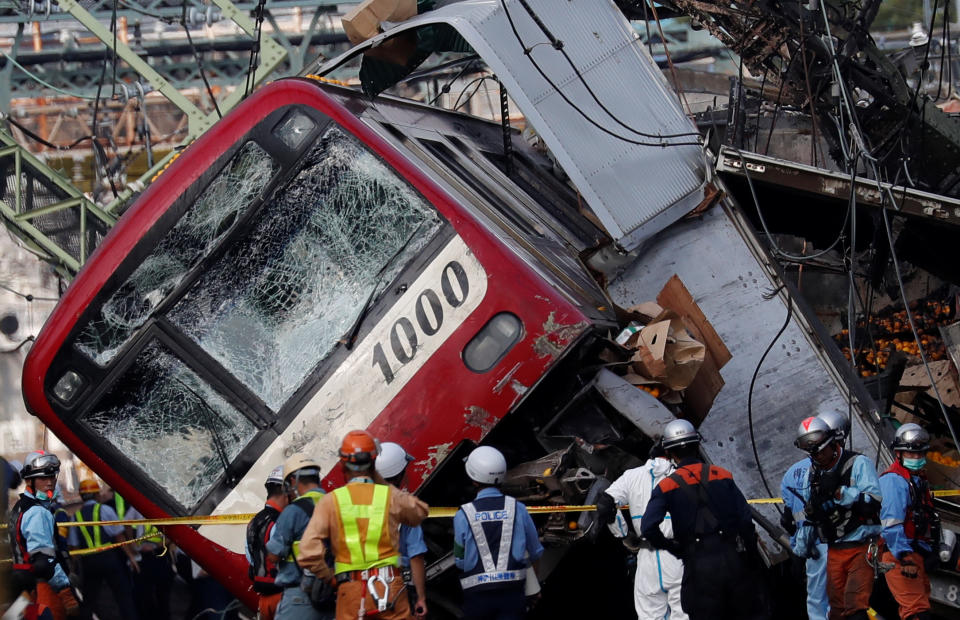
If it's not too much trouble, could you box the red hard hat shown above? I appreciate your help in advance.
[339,430,379,470]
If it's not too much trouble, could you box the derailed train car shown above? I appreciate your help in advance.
[22,0,959,612]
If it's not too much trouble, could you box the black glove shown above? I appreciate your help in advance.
[780,510,797,536]
[899,557,919,579]
[10,567,37,595]
[596,493,617,526]
[309,576,335,605]
[29,552,56,581]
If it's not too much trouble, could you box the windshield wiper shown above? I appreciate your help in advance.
[341,222,427,350]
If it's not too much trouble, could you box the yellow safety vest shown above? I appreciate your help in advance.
[333,485,399,574]
[116,493,161,544]
[288,490,325,561]
[75,504,102,549]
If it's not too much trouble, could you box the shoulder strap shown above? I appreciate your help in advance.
[670,465,720,536]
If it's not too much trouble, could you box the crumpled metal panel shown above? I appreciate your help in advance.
[318,0,706,249]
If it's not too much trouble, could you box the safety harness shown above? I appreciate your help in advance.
[9,494,43,572]
[287,489,325,563]
[808,450,881,544]
[459,495,526,590]
[246,502,282,594]
[882,461,940,547]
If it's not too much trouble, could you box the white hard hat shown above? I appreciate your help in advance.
[892,423,931,452]
[265,465,285,487]
[795,417,833,454]
[465,446,507,485]
[662,419,700,450]
[817,409,850,442]
[376,442,414,479]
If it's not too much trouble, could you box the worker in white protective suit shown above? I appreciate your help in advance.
[597,453,688,620]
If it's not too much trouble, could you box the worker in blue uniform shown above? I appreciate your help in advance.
[8,451,78,619]
[454,446,543,620]
[265,454,332,620]
[879,423,939,620]
[69,478,140,620]
[640,419,768,620]
[375,442,428,618]
[779,409,853,620]
[791,416,882,620]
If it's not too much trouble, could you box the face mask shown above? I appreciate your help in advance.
[33,489,54,501]
[903,457,926,471]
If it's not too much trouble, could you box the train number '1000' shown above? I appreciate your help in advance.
[371,260,470,384]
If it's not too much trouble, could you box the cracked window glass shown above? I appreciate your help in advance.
[167,126,442,411]
[76,142,278,365]
[79,340,256,510]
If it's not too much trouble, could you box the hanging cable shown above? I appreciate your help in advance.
[498,0,701,146]
[181,0,221,118]
[1,53,98,100]
[0,282,59,302]
[244,0,268,98]
[748,284,793,506]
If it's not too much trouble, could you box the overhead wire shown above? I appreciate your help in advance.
[0,53,98,100]
[497,0,702,147]
[244,0,268,98]
[181,0,221,118]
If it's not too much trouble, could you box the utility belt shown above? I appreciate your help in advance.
[687,529,742,549]
[335,565,398,585]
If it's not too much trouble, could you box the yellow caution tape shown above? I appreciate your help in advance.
[69,532,164,557]
[51,489,960,529]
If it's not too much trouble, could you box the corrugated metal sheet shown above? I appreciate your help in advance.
[608,199,886,521]
[318,0,706,250]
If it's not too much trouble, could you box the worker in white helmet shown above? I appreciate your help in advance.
[454,446,543,619]
[375,442,427,618]
[597,440,688,620]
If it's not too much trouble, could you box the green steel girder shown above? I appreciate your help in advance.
[0,130,116,277]
[0,0,349,24]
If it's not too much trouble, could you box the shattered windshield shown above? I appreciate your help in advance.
[167,126,442,411]
[76,142,278,365]
[79,340,257,510]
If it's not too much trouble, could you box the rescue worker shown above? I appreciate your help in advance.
[596,444,687,620]
[879,423,939,620]
[451,445,543,620]
[640,419,768,620]
[108,488,173,620]
[265,453,331,620]
[247,465,289,620]
[69,478,140,620]
[779,413,848,620]
[792,416,882,620]
[8,451,78,620]
[298,430,429,620]
[375,442,428,618]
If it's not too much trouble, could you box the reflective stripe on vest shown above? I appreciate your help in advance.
[115,494,126,520]
[75,504,102,549]
[287,490,325,562]
[333,485,399,574]
[459,496,525,590]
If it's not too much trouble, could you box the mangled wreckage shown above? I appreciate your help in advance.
[21,0,960,614]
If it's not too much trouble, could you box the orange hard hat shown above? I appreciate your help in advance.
[339,430,379,470]
[79,479,101,494]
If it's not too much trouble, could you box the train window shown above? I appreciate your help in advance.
[76,142,279,365]
[78,340,257,510]
[167,126,442,411]
[463,312,523,372]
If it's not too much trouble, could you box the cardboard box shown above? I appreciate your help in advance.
[342,0,416,45]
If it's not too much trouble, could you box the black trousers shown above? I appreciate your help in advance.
[79,551,139,620]
[679,538,769,620]
[133,549,174,620]
[461,585,526,620]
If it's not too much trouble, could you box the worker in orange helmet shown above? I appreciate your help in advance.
[297,430,429,620]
